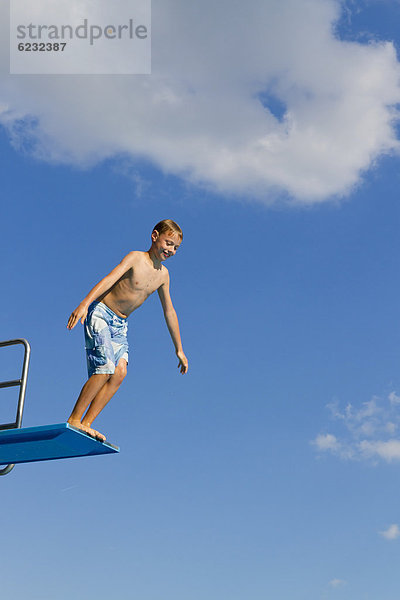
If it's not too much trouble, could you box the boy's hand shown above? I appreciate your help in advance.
[67,304,88,330]
[176,350,188,374]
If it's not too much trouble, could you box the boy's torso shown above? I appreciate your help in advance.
[99,251,166,318]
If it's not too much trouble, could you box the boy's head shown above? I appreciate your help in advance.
[151,219,182,261]
[152,219,183,241]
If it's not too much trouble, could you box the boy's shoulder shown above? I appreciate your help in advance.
[123,250,145,263]
[123,250,168,272]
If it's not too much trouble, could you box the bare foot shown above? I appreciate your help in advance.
[81,421,106,442]
[68,418,88,434]
[68,419,106,442]
[88,428,106,443]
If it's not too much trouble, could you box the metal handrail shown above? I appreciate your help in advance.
[0,339,31,475]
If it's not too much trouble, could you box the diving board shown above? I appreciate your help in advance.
[0,423,119,465]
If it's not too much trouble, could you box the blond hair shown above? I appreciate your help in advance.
[153,219,183,240]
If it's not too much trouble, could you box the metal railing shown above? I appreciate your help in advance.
[0,339,31,475]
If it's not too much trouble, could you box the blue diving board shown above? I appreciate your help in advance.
[0,423,119,465]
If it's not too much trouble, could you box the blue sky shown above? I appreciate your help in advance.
[2,1,400,599]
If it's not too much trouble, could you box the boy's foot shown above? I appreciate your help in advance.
[67,419,106,442]
[89,428,106,443]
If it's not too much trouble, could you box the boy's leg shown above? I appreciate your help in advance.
[68,373,110,437]
[70,302,118,439]
[69,302,129,441]
[82,359,127,432]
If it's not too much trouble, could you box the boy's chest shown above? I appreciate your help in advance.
[126,265,164,294]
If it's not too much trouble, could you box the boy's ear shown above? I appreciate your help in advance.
[151,230,159,243]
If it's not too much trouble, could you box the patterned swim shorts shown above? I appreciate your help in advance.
[84,302,129,378]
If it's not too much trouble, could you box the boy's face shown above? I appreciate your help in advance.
[151,230,181,261]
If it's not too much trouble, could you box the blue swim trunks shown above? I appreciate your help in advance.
[84,302,129,378]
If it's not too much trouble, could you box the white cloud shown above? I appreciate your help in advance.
[386,421,397,434]
[360,439,400,462]
[312,431,355,460]
[1,0,400,203]
[379,524,400,540]
[313,391,400,463]
[329,578,347,588]
[389,391,400,405]
[313,433,340,451]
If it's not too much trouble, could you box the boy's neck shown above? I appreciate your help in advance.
[146,248,162,269]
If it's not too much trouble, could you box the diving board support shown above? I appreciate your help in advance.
[0,339,31,476]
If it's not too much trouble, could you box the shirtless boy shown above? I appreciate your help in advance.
[67,219,188,442]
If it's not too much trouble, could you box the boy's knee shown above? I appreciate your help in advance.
[113,361,127,385]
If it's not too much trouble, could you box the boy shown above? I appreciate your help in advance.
[66,219,188,442]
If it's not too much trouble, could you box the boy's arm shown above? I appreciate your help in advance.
[157,271,188,374]
[67,253,135,330]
